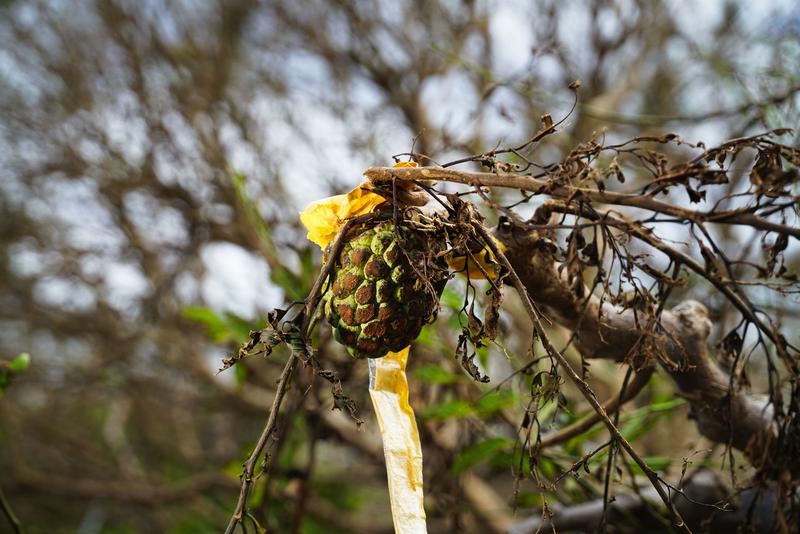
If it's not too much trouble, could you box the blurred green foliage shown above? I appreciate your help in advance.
[181,307,257,345]
[421,389,517,420]
[0,352,30,397]
[452,437,516,474]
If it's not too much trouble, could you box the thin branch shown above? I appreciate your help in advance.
[508,469,780,534]
[493,218,779,468]
[471,222,690,531]
[366,164,795,367]
[540,365,655,449]
[0,486,23,534]
[598,211,793,370]
[225,354,299,534]
[224,215,369,533]
[363,166,800,240]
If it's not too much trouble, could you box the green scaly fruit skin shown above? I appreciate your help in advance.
[325,220,448,359]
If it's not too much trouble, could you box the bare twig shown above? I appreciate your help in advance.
[363,163,800,240]
[471,222,690,531]
[225,355,299,534]
[539,365,655,448]
[496,218,779,467]
[224,215,370,533]
[0,486,23,534]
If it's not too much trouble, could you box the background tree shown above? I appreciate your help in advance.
[0,0,798,532]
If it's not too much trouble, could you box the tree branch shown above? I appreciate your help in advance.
[539,364,655,449]
[508,469,778,534]
[363,166,800,240]
[365,164,785,473]
[495,219,777,470]
[0,485,23,534]
[472,222,689,530]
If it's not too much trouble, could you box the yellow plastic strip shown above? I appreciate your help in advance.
[368,347,427,533]
[299,162,428,532]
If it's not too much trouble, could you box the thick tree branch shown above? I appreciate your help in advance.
[508,470,779,534]
[365,164,784,473]
[495,220,777,470]
[472,223,689,528]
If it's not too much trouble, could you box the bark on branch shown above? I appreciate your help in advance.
[364,165,782,473]
[363,166,800,240]
[495,219,776,469]
[508,470,778,534]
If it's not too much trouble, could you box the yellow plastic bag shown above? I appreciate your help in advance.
[300,186,386,249]
[369,348,427,532]
[300,164,428,533]
[299,163,503,533]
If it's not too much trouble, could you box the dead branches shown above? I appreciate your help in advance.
[497,220,777,468]
[224,217,368,534]
[365,129,799,527]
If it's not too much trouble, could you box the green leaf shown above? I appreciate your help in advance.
[452,437,514,474]
[222,311,259,341]
[476,344,489,368]
[182,307,229,342]
[627,456,673,474]
[249,478,268,509]
[440,286,464,312]
[647,398,686,412]
[415,324,436,347]
[182,307,257,344]
[514,491,542,508]
[538,456,557,478]
[490,447,534,475]
[423,390,516,420]
[271,266,303,300]
[314,479,364,510]
[421,400,475,420]
[234,361,248,385]
[9,352,30,372]
[413,365,462,385]
[297,247,318,291]
[223,459,244,478]
[621,398,686,442]
[566,397,687,448]
[0,353,31,396]
[533,399,560,430]
[476,389,515,415]
[229,170,279,260]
